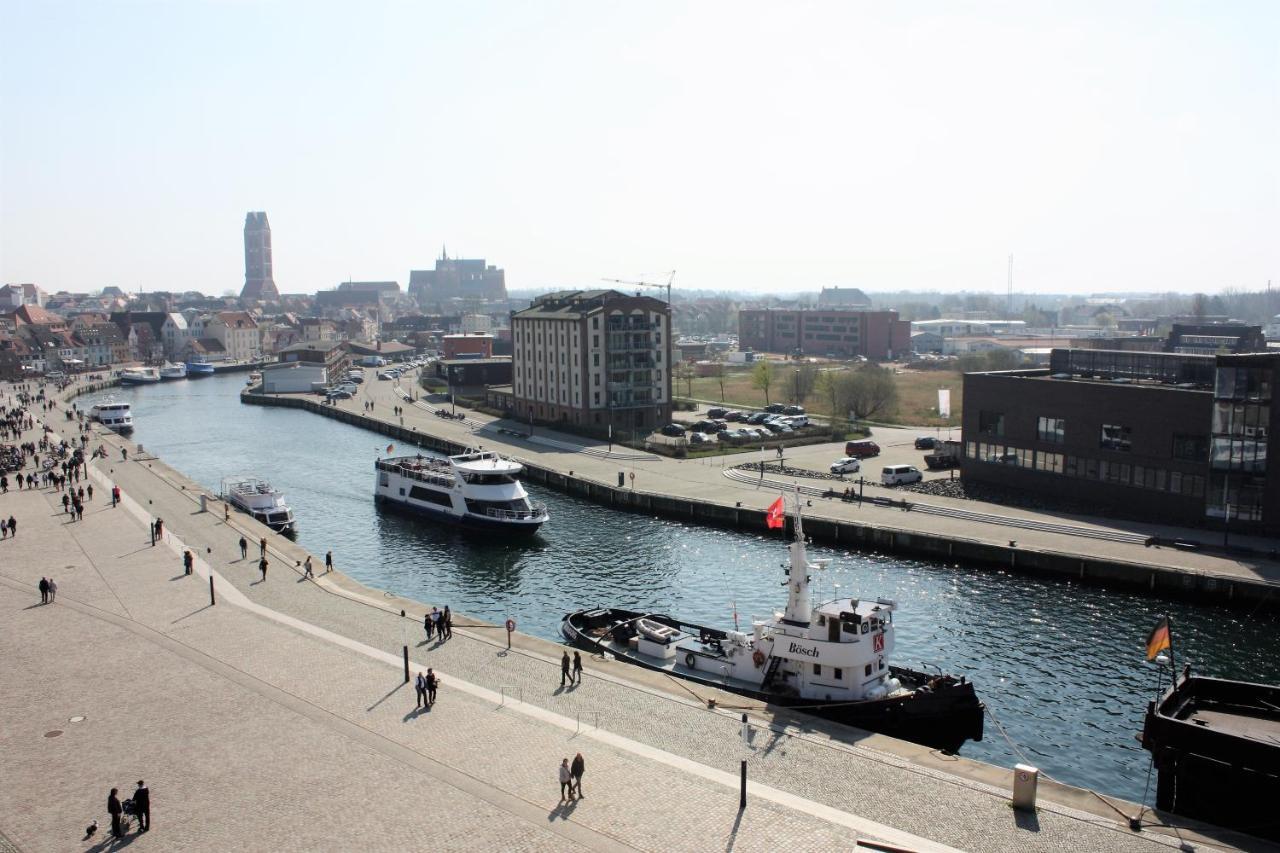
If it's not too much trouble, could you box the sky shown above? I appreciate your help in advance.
[1,1,1276,296]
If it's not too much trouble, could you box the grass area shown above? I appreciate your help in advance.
[681,366,963,428]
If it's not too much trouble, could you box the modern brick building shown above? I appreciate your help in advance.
[737,309,910,360]
[240,212,280,302]
[961,349,1278,535]
[442,333,494,360]
[511,290,671,433]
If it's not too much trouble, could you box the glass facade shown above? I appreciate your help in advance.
[1208,364,1273,522]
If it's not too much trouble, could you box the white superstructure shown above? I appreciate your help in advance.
[374,450,548,534]
[90,399,134,434]
[159,362,188,380]
[222,476,296,535]
[119,367,161,384]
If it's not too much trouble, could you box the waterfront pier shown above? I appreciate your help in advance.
[0,380,1265,850]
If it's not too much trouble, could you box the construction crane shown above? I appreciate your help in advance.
[601,270,676,303]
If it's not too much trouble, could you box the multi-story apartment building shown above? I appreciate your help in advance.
[161,313,190,358]
[738,308,911,360]
[207,311,262,362]
[512,290,671,433]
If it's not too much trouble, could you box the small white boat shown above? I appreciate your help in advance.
[374,449,548,534]
[159,362,188,380]
[222,476,296,536]
[119,367,161,385]
[90,399,134,434]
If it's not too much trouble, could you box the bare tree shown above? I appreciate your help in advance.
[751,359,774,406]
[788,364,818,404]
[675,362,696,398]
[844,364,898,421]
[708,360,727,401]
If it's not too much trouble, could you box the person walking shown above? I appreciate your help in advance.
[443,605,453,640]
[86,483,93,502]
[224,504,229,522]
[423,611,433,641]
[572,651,583,685]
[238,536,248,560]
[559,758,574,802]
[61,492,70,513]
[107,787,123,838]
[325,550,333,574]
[561,651,572,687]
[430,606,441,638]
[425,668,438,705]
[303,556,314,578]
[258,556,268,581]
[183,550,194,576]
[154,518,164,539]
[259,537,267,558]
[414,671,427,709]
[47,577,57,603]
[571,752,585,799]
[133,781,150,832]
[111,485,119,508]
[38,577,49,605]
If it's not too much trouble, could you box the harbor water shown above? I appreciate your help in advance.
[105,374,1280,804]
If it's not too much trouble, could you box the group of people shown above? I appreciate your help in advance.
[560,650,584,686]
[1,514,16,539]
[413,669,439,708]
[558,753,586,802]
[105,782,150,838]
[424,605,453,641]
[37,576,57,603]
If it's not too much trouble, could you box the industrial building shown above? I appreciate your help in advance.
[737,309,910,360]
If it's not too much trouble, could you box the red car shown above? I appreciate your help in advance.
[844,440,881,458]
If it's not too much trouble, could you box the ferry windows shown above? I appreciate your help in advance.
[878,658,885,670]
[834,668,843,680]
[813,664,821,675]
[865,663,873,677]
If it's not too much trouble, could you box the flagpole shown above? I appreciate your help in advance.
[1167,615,1176,685]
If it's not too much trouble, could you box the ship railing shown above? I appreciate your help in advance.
[482,503,548,521]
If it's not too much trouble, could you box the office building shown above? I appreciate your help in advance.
[738,309,910,359]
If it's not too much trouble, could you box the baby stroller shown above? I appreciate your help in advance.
[118,797,137,833]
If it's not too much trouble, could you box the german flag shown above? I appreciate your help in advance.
[1145,616,1171,661]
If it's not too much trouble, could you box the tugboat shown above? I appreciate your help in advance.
[221,476,296,537]
[374,449,548,534]
[89,399,134,434]
[562,495,984,752]
[1141,665,1280,842]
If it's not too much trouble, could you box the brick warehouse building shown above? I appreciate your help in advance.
[512,290,672,433]
[737,309,911,360]
[961,349,1278,535]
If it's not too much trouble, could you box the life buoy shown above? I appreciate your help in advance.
[752,649,766,668]
[685,652,696,669]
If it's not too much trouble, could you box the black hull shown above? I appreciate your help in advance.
[563,608,983,753]
[1141,670,1280,842]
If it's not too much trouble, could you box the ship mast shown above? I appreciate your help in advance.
[783,491,813,625]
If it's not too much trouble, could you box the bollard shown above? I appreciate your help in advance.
[402,645,410,683]
[200,494,208,513]
[209,575,216,606]
[1012,764,1039,811]
[740,760,747,809]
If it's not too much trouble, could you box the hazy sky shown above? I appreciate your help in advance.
[2,1,1276,296]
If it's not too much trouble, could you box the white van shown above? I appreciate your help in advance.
[881,464,923,486]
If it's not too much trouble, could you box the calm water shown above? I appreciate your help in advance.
[104,374,1280,802]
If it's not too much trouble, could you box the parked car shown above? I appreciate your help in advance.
[660,424,686,437]
[783,405,806,416]
[746,412,770,425]
[707,407,728,418]
[692,420,718,433]
[881,464,924,486]
[844,440,881,458]
[710,419,728,432]
[765,403,786,414]
[785,415,810,428]
[722,429,747,443]
[327,388,353,399]
[830,457,862,475]
[724,410,745,422]
[914,436,937,450]
[689,432,710,445]
[764,421,786,433]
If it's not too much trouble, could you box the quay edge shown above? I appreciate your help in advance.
[238,389,1280,614]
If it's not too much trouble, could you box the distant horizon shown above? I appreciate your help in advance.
[3,3,1275,297]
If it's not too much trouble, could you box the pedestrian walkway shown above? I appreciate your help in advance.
[4,389,1251,851]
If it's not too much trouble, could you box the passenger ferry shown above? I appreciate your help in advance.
[159,362,188,380]
[89,399,134,434]
[185,357,216,377]
[562,496,984,752]
[221,476,296,536]
[119,366,161,385]
[374,450,548,534]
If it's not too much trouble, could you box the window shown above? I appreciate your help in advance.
[1100,424,1131,452]
[1035,452,1063,474]
[1037,416,1065,444]
[593,353,599,367]
[593,392,600,404]
[864,663,873,677]
[978,410,1004,436]
[834,667,843,680]
[592,317,598,329]
[1172,434,1209,462]
[1100,461,1131,485]
[593,335,599,348]
[813,664,821,675]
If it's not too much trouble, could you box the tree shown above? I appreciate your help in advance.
[815,369,843,420]
[984,348,1022,370]
[750,359,774,406]
[675,362,696,398]
[788,364,818,404]
[844,364,898,421]
[707,360,727,401]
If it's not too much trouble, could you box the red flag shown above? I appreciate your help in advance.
[766,496,785,529]
[386,444,394,454]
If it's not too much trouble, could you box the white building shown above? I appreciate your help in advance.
[259,361,327,393]
[161,312,189,358]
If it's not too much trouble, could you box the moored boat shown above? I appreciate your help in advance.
[89,399,134,434]
[1141,666,1280,842]
[185,358,216,377]
[221,476,296,536]
[374,449,548,534]
[119,367,161,385]
[561,496,984,752]
[159,362,188,380]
